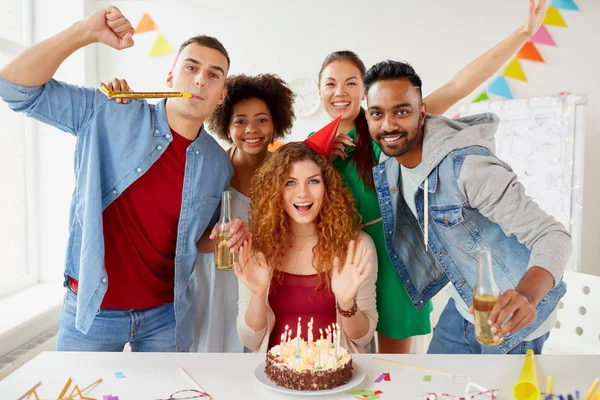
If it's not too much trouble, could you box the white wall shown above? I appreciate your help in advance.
[35,0,599,276]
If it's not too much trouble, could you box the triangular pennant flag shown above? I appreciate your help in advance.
[517,42,545,62]
[487,76,513,99]
[503,59,528,82]
[452,113,461,119]
[551,0,579,11]
[134,13,158,34]
[473,92,489,103]
[149,33,175,57]
[543,7,568,27]
[530,25,556,46]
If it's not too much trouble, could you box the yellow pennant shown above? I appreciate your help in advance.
[149,33,174,57]
[503,59,527,82]
[543,7,568,28]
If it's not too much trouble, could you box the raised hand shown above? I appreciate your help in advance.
[234,240,271,297]
[331,239,373,310]
[100,77,133,103]
[82,6,134,50]
[330,132,355,161]
[522,0,548,36]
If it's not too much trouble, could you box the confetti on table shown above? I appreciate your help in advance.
[423,375,432,382]
[351,388,383,399]
[375,374,385,383]
[384,373,391,382]
[114,372,125,379]
[103,396,119,400]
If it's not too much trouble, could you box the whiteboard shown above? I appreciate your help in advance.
[458,94,586,272]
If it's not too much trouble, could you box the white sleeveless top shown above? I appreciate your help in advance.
[190,148,252,353]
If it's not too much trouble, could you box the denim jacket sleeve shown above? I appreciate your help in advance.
[458,154,572,287]
[0,77,109,137]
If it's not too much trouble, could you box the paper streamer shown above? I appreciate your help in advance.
[473,92,489,103]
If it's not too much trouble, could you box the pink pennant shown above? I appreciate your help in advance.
[530,25,556,46]
[452,113,460,119]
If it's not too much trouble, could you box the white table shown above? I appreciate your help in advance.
[0,352,598,399]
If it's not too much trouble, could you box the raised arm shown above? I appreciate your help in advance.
[0,5,134,86]
[424,0,548,115]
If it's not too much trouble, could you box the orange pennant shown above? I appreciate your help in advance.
[135,13,158,34]
[517,42,545,62]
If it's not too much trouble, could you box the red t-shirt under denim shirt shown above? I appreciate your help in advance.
[69,128,192,309]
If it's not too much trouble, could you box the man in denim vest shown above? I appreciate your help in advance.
[365,60,571,354]
[0,6,250,352]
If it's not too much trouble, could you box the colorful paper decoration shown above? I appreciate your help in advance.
[530,25,557,46]
[114,372,125,379]
[149,33,175,57]
[374,373,391,383]
[504,59,528,82]
[551,0,579,10]
[487,76,513,99]
[473,92,489,103]
[423,375,433,382]
[543,7,568,27]
[134,13,158,34]
[518,42,545,62]
[352,389,384,399]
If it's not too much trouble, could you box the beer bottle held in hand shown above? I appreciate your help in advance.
[473,249,501,345]
[215,190,234,271]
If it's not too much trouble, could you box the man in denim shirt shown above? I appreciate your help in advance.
[365,61,571,354]
[0,6,250,352]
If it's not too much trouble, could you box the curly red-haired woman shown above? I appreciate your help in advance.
[235,142,378,353]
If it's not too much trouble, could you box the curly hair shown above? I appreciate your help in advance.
[207,74,295,143]
[249,142,360,287]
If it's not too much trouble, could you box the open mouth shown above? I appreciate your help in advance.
[332,101,351,110]
[293,202,313,214]
[243,137,265,146]
[382,135,405,143]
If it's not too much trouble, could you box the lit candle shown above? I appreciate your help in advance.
[284,324,289,342]
[333,329,337,360]
[296,317,302,356]
[319,328,324,342]
[326,326,331,345]
[288,329,292,342]
[308,317,314,344]
[318,340,322,369]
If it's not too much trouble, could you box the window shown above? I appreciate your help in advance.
[0,0,37,299]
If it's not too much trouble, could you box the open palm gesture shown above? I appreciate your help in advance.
[522,0,548,36]
[234,240,271,297]
[332,240,373,308]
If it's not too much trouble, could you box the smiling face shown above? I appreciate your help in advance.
[366,78,426,158]
[166,43,228,121]
[319,60,365,123]
[281,159,325,227]
[228,97,274,156]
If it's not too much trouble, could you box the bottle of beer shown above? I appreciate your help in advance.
[473,249,501,345]
[215,190,234,271]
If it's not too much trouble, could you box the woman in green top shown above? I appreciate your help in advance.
[315,0,549,353]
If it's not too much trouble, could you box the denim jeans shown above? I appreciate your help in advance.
[428,298,549,354]
[55,288,179,352]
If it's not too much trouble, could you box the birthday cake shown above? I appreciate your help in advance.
[265,334,353,391]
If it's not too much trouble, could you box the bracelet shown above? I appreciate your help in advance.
[336,298,358,318]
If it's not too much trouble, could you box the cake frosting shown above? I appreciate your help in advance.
[265,337,353,390]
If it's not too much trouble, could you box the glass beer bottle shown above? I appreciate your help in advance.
[473,249,501,345]
[215,190,234,271]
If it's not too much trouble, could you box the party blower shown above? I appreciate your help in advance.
[513,349,540,400]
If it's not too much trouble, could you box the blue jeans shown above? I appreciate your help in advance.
[55,288,179,352]
[428,298,549,354]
